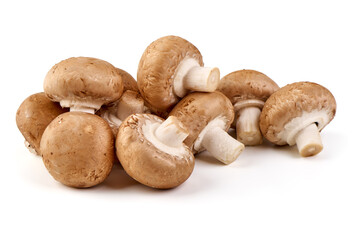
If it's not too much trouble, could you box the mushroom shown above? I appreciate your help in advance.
[40,112,114,188]
[43,57,123,114]
[116,114,195,189]
[98,90,150,136]
[169,92,244,164]
[137,35,220,114]
[116,68,139,92]
[259,81,336,157]
[16,92,67,155]
[217,70,279,145]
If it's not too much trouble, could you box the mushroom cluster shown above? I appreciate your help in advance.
[16,35,337,190]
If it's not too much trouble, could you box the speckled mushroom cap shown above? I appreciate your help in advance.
[137,35,204,113]
[40,112,114,188]
[218,70,279,109]
[44,57,123,110]
[169,91,234,153]
[116,114,195,189]
[259,81,336,145]
[16,92,67,155]
[116,68,138,92]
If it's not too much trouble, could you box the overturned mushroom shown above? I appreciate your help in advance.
[44,57,123,114]
[40,112,114,188]
[98,90,150,136]
[169,92,244,164]
[259,81,336,157]
[218,70,279,145]
[16,92,67,155]
[116,114,195,189]
[137,35,220,114]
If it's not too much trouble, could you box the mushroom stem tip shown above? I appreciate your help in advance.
[155,116,189,147]
[295,123,323,157]
[184,66,220,93]
[201,126,244,164]
[173,58,220,97]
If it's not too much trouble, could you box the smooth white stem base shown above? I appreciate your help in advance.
[236,107,262,146]
[173,58,220,97]
[201,126,244,164]
[295,123,323,157]
[184,66,219,92]
[155,116,189,147]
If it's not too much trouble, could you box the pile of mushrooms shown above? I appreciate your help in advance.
[16,35,337,189]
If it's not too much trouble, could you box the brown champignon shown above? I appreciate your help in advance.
[16,92,67,155]
[137,35,220,114]
[40,112,114,188]
[43,57,123,114]
[98,90,150,136]
[116,114,195,189]
[116,68,139,92]
[218,70,279,145]
[169,92,244,164]
[259,81,336,157]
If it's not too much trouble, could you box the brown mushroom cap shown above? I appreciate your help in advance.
[169,91,234,152]
[137,35,204,112]
[116,114,195,189]
[218,70,279,107]
[16,92,67,155]
[44,57,123,110]
[116,68,139,92]
[260,81,336,145]
[40,112,114,188]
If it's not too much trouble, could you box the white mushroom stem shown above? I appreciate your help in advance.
[295,123,323,157]
[201,126,244,164]
[116,91,146,121]
[184,66,219,91]
[69,106,95,114]
[60,100,100,114]
[192,117,245,165]
[173,58,220,97]
[236,107,262,146]
[193,117,244,164]
[155,116,189,147]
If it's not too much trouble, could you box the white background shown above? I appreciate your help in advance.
[1,0,359,239]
